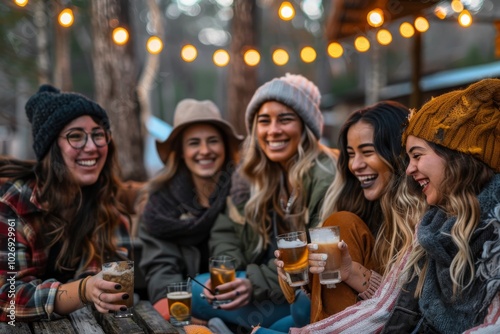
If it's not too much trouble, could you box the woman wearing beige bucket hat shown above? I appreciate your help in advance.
[137,98,243,321]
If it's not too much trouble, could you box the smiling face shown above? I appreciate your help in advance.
[347,121,392,201]
[182,123,226,182]
[255,101,304,169]
[57,115,109,187]
[406,135,447,205]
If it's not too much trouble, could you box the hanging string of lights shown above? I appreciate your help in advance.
[13,0,481,67]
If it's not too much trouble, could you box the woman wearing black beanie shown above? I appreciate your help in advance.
[0,84,132,321]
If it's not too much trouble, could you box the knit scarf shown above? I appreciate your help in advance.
[417,173,500,333]
[141,166,231,245]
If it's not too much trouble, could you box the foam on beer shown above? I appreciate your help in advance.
[277,238,307,249]
[310,228,338,243]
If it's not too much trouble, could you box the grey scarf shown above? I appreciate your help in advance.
[417,174,500,333]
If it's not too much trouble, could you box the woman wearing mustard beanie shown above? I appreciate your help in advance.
[290,78,500,333]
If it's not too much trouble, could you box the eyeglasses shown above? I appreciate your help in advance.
[61,129,111,149]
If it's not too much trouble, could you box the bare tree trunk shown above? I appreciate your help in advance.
[33,0,50,84]
[54,2,72,91]
[91,0,147,181]
[227,0,257,136]
[137,0,164,136]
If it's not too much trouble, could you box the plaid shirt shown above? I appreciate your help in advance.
[0,179,131,322]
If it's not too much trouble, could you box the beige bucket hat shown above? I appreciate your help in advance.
[156,98,244,163]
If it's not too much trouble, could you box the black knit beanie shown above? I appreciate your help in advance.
[25,84,110,161]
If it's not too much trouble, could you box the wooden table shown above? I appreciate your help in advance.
[0,301,186,334]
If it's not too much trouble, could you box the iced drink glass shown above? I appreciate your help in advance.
[209,255,236,306]
[167,281,192,327]
[276,231,309,287]
[101,260,134,317]
[309,226,341,288]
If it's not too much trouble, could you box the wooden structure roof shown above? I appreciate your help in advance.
[326,0,441,41]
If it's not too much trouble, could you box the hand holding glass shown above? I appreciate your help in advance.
[309,226,341,288]
[101,260,134,317]
[209,255,236,306]
[276,231,309,287]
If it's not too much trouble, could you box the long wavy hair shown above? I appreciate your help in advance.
[0,122,128,272]
[404,143,494,296]
[241,111,335,249]
[136,124,239,212]
[320,101,425,275]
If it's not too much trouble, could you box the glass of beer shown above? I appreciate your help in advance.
[209,255,236,306]
[276,231,309,287]
[101,260,134,317]
[309,226,341,288]
[167,281,192,327]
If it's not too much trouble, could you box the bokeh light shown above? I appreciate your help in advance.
[243,49,260,66]
[300,46,317,63]
[399,22,415,38]
[213,49,230,67]
[272,49,289,66]
[354,36,370,52]
[181,44,198,62]
[58,8,74,27]
[112,27,129,45]
[327,42,343,58]
[146,36,163,54]
[376,29,392,45]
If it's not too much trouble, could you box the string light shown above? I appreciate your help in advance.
[181,44,198,62]
[279,1,295,21]
[272,49,289,66]
[434,6,447,20]
[327,42,343,58]
[367,8,384,28]
[58,8,74,28]
[451,0,464,13]
[243,49,260,66]
[146,36,163,54]
[399,22,415,38]
[112,27,129,45]
[14,0,28,7]
[414,17,429,32]
[376,29,392,45]
[354,36,370,52]
[213,49,230,67]
[300,46,316,63]
[458,10,472,27]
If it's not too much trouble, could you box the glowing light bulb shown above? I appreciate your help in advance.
[243,49,260,66]
[354,36,370,52]
[58,8,74,27]
[376,29,392,45]
[146,36,163,54]
[112,27,129,45]
[367,8,384,28]
[458,10,472,27]
[181,45,198,62]
[399,22,415,38]
[272,49,289,66]
[300,46,316,63]
[213,49,230,67]
[414,17,429,32]
[279,1,295,21]
[327,42,343,58]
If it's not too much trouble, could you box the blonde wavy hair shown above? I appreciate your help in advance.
[241,114,334,250]
[404,143,494,297]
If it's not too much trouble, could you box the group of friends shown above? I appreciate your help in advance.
[0,73,499,334]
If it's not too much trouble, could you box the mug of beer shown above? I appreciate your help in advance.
[209,255,236,306]
[101,260,134,317]
[167,281,192,327]
[309,226,341,288]
[276,231,309,287]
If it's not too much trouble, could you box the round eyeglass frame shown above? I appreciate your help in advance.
[60,129,112,149]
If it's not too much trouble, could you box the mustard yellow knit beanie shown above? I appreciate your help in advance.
[403,78,500,172]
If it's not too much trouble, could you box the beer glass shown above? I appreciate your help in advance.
[309,226,341,288]
[101,260,134,317]
[276,231,309,287]
[209,255,236,306]
[167,281,192,326]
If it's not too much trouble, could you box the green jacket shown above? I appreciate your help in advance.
[209,153,336,302]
